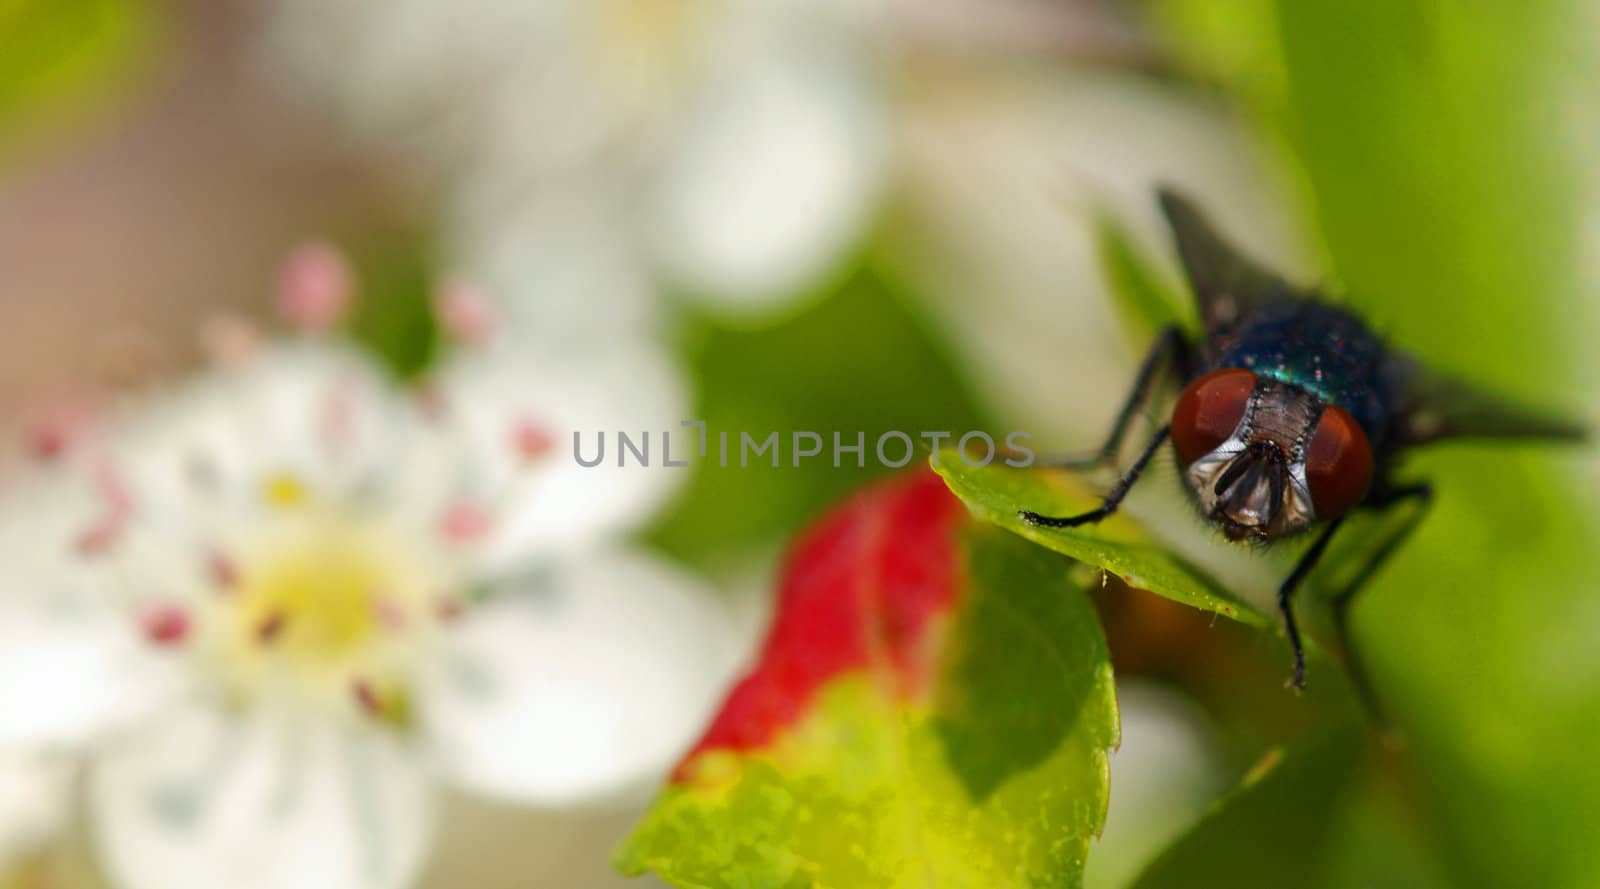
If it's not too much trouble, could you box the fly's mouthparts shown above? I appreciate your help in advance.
[1213,441,1290,532]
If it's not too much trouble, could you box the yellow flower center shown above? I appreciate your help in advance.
[261,472,310,509]
[201,478,453,721]
[235,522,391,666]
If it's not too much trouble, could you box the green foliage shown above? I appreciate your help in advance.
[1094,211,1196,346]
[0,0,155,159]
[1131,729,1457,889]
[1151,0,1285,103]
[930,6,1600,885]
[935,523,1120,803]
[648,258,987,564]
[1130,732,1361,889]
[934,452,1266,627]
[344,232,441,378]
[1150,3,1600,888]
[1272,6,1600,889]
[619,518,1118,889]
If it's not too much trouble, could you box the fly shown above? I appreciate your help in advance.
[1020,189,1587,706]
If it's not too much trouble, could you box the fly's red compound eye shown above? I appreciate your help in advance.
[1170,368,1256,465]
[1304,404,1374,519]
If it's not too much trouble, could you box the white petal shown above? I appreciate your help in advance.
[261,0,583,182]
[445,191,663,349]
[0,754,71,867]
[0,475,175,748]
[115,343,411,514]
[0,601,165,749]
[429,343,690,575]
[647,29,885,311]
[88,705,431,889]
[421,549,737,806]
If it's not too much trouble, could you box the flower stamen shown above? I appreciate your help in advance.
[433,280,496,346]
[440,502,494,543]
[208,550,239,591]
[352,678,414,728]
[256,612,288,645]
[76,461,133,556]
[140,606,191,646]
[512,417,555,461]
[277,243,354,332]
[373,595,408,631]
[435,598,465,623]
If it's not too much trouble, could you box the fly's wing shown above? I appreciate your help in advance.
[1157,187,1297,331]
[1387,354,1588,447]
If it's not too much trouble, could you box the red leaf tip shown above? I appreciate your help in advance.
[676,468,966,780]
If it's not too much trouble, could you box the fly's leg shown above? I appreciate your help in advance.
[1035,325,1192,470]
[1276,516,1347,690]
[1020,426,1170,527]
[1331,482,1433,729]
[1019,325,1189,527]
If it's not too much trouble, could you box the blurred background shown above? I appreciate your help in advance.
[2,1,1598,888]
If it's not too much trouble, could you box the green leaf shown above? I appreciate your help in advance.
[1131,729,1454,889]
[1159,3,1600,887]
[1152,0,1286,106]
[933,452,1267,626]
[619,471,1118,888]
[1094,210,1196,346]
[0,0,157,159]
[934,522,1118,803]
[646,255,988,565]
[343,230,441,378]
[1130,730,1363,889]
[1266,4,1600,889]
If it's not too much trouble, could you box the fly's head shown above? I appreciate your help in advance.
[1171,369,1374,542]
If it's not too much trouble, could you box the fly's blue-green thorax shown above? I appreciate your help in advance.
[1210,301,1394,448]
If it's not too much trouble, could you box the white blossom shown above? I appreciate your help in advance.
[261,0,889,324]
[0,251,738,889]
